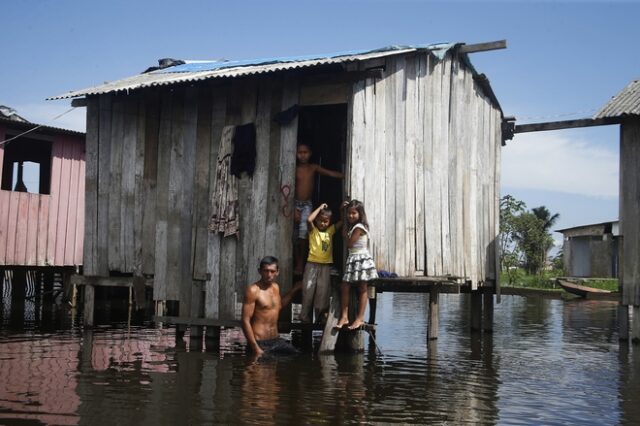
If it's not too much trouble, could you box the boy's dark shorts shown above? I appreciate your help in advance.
[256,337,299,356]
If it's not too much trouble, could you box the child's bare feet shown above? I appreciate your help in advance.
[334,317,349,329]
[348,318,365,330]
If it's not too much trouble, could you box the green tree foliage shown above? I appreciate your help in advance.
[500,195,560,277]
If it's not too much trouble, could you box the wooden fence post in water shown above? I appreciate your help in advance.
[483,287,494,333]
[83,284,95,327]
[205,326,221,351]
[632,306,640,343]
[618,304,629,341]
[428,286,439,340]
[470,290,482,332]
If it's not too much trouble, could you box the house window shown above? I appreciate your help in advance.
[1,136,52,194]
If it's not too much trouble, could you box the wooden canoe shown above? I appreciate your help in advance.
[557,278,611,298]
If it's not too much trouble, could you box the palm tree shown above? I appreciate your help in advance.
[531,206,560,271]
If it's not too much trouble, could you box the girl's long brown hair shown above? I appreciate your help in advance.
[345,199,369,231]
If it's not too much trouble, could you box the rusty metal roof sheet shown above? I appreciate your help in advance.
[49,43,455,100]
[594,79,640,119]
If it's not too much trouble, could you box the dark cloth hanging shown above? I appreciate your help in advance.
[230,123,256,177]
[273,104,299,125]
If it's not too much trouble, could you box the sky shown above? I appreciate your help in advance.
[2,0,638,249]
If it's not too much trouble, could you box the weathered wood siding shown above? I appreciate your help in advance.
[0,130,85,266]
[620,120,640,306]
[84,74,298,319]
[348,52,501,286]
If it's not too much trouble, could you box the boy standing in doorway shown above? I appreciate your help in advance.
[294,143,343,276]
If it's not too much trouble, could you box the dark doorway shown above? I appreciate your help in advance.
[297,104,348,269]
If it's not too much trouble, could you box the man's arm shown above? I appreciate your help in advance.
[280,281,303,310]
[241,285,263,356]
[315,164,344,179]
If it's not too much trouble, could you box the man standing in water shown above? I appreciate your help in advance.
[241,256,302,357]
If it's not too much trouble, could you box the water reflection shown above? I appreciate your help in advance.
[1,293,639,425]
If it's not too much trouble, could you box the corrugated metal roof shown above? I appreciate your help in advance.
[594,79,640,119]
[0,117,84,137]
[49,43,455,100]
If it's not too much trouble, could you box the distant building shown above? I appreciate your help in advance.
[556,221,619,278]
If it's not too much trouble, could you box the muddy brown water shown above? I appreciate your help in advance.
[1,291,639,425]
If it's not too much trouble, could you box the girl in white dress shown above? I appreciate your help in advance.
[336,199,378,330]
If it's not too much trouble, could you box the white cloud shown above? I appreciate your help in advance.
[502,132,618,198]
[12,102,86,133]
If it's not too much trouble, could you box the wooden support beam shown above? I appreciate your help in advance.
[428,287,439,340]
[618,304,629,341]
[83,284,95,327]
[514,117,620,134]
[458,40,507,54]
[483,288,494,333]
[70,274,153,287]
[470,291,482,331]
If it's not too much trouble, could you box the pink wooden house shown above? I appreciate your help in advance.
[0,112,85,268]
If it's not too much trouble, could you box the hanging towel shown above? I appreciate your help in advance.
[230,122,256,177]
[209,125,239,236]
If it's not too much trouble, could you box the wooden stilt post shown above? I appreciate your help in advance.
[319,285,341,353]
[619,303,629,341]
[428,285,439,340]
[368,286,377,325]
[205,326,221,351]
[11,269,26,325]
[83,284,95,327]
[483,287,494,333]
[470,290,482,332]
[632,306,640,343]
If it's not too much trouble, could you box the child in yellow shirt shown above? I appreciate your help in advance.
[300,203,342,323]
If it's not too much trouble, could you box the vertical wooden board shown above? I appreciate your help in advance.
[362,77,379,266]
[205,85,228,319]
[192,88,214,281]
[154,90,173,300]
[25,193,39,265]
[413,54,427,274]
[83,97,100,274]
[15,192,30,264]
[37,195,49,265]
[248,78,272,276]
[393,56,407,276]
[404,56,417,276]
[427,55,443,276]
[438,55,452,275]
[142,90,160,276]
[274,75,299,292]
[108,98,124,271]
[372,71,387,267]
[264,79,284,259]
[121,98,138,272]
[179,87,198,314]
[5,192,20,265]
[75,138,86,265]
[349,79,366,201]
[47,137,63,265]
[447,60,464,278]
[54,137,73,265]
[96,94,112,276]
[132,93,147,275]
[64,139,81,265]
[493,109,502,288]
[0,190,10,264]
[421,54,436,276]
[384,58,397,273]
[235,78,258,295]
[621,122,640,306]
[166,88,189,302]
[467,79,481,287]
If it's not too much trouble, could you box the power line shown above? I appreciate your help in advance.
[0,107,77,147]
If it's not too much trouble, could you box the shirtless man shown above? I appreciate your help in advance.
[241,256,302,356]
[294,144,344,274]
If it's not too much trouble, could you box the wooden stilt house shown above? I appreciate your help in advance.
[51,42,506,327]
[0,110,85,269]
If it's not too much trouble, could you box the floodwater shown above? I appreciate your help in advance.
[1,287,639,425]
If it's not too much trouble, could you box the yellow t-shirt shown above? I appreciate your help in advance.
[307,224,336,264]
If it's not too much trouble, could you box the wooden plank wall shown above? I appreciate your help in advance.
[620,120,640,306]
[348,52,501,286]
[0,130,84,267]
[84,73,299,320]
